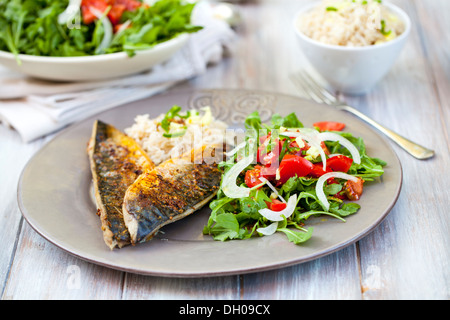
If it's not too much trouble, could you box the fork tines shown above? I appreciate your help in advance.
[290,71,338,105]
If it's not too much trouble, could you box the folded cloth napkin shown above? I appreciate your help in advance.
[0,0,235,142]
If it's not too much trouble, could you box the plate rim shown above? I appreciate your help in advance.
[17,88,403,277]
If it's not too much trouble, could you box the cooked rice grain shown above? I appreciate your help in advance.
[125,107,228,166]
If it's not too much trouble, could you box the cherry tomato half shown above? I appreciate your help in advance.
[257,137,282,166]
[244,168,263,188]
[310,162,332,178]
[313,121,346,132]
[326,155,353,173]
[108,4,126,25]
[277,154,313,185]
[81,0,142,25]
[266,199,287,212]
[115,0,142,11]
[81,0,108,24]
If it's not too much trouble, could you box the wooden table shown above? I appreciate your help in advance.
[1,0,448,300]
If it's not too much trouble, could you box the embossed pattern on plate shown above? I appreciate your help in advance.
[18,89,402,277]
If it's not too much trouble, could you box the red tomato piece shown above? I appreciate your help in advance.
[277,154,313,185]
[81,0,109,24]
[326,155,353,173]
[245,168,263,188]
[115,0,142,11]
[333,191,347,200]
[260,166,277,180]
[268,199,287,212]
[344,178,364,200]
[321,141,331,155]
[259,134,269,145]
[114,22,131,33]
[313,121,346,132]
[81,0,142,25]
[108,4,126,25]
[310,162,332,178]
[257,137,282,166]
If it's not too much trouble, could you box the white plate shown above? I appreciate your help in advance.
[0,33,189,82]
[17,88,402,277]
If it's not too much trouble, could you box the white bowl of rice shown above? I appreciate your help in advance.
[293,0,411,95]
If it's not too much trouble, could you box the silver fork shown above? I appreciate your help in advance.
[290,72,435,160]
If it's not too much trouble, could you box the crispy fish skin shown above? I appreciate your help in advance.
[87,120,155,249]
[123,145,224,244]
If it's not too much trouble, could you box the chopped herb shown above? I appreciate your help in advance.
[326,7,338,11]
[161,105,185,132]
[160,105,189,138]
[163,130,187,138]
[380,20,392,36]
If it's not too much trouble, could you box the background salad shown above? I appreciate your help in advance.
[0,0,202,59]
[203,111,387,245]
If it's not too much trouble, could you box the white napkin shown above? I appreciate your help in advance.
[0,1,235,142]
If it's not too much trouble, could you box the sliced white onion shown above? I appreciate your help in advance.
[318,132,361,164]
[221,155,253,199]
[316,172,358,211]
[225,141,246,157]
[258,194,298,222]
[90,7,113,54]
[328,153,343,158]
[250,181,267,190]
[58,0,82,25]
[280,131,327,170]
[115,19,132,34]
[288,128,318,135]
[259,177,286,203]
[295,136,306,148]
[257,222,278,236]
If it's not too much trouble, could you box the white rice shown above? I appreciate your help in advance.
[125,106,229,166]
[297,0,405,47]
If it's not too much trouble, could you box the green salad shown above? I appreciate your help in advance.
[203,111,387,245]
[0,0,202,60]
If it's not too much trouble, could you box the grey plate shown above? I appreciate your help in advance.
[17,88,402,278]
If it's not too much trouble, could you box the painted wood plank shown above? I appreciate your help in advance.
[123,274,240,300]
[0,125,46,298]
[242,246,362,300]
[344,0,450,299]
[3,222,125,300]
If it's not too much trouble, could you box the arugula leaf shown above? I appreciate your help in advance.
[277,227,314,244]
[275,217,313,244]
[215,213,240,233]
[244,111,263,131]
[329,202,361,217]
[271,112,304,129]
[203,211,255,242]
[324,183,342,196]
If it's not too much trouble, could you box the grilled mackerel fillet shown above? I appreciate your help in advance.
[123,145,224,244]
[87,120,155,249]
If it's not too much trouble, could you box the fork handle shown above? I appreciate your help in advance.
[337,105,435,160]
